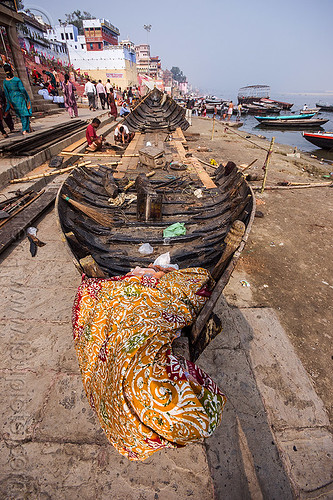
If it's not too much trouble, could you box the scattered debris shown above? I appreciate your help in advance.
[210,159,218,166]
[193,188,203,198]
[108,193,137,207]
[246,173,263,182]
[256,199,266,206]
[27,226,46,257]
[197,146,211,152]
[138,243,154,255]
[255,210,264,218]
[163,222,186,238]
[240,280,250,287]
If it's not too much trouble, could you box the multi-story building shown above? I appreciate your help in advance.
[149,56,161,79]
[83,19,119,51]
[135,44,161,79]
[135,44,150,75]
[18,12,69,66]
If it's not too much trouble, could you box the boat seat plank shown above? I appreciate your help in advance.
[114,132,143,179]
[172,128,217,189]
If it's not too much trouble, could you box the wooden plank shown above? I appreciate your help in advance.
[0,184,61,255]
[173,128,217,189]
[114,133,143,179]
[61,136,87,153]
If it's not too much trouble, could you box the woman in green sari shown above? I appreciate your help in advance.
[3,64,32,135]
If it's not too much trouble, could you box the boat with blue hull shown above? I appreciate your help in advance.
[255,113,315,123]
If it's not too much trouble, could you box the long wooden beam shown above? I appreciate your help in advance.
[173,128,217,189]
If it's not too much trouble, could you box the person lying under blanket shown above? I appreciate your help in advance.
[72,264,226,461]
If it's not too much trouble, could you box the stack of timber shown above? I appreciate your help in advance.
[0,120,87,156]
[56,88,255,358]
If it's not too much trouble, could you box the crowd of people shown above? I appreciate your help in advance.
[83,78,139,117]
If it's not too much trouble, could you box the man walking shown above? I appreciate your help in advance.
[84,79,97,111]
[96,80,107,110]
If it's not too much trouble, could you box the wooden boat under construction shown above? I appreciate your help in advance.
[56,88,255,358]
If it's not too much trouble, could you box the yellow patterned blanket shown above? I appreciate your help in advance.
[72,267,226,460]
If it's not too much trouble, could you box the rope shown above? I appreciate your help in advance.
[214,120,269,152]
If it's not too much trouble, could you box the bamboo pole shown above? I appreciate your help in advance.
[260,137,275,193]
[9,161,95,184]
[241,159,258,172]
[211,115,216,141]
[60,151,138,158]
[254,182,332,191]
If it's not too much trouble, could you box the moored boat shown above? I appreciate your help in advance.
[255,113,315,123]
[56,88,255,356]
[302,131,333,149]
[316,103,333,112]
[257,118,328,128]
[300,108,320,115]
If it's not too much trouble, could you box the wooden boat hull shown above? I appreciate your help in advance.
[302,132,333,149]
[56,89,255,358]
[257,118,328,128]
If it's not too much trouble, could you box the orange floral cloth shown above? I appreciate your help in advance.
[72,268,226,461]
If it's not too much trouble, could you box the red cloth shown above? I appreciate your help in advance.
[86,123,98,145]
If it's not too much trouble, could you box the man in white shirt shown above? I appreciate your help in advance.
[84,79,97,111]
[114,123,134,144]
[96,80,107,110]
[105,79,112,109]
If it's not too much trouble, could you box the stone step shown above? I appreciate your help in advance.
[0,114,115,189]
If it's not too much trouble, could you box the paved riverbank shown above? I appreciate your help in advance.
[0,117,332,499]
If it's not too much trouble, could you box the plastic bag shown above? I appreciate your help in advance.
[163,222,186,238]
[153,252,179,270]
[138,243,154,255]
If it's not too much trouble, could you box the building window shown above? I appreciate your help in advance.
[90,43,93,50]
[65,33,69,40]
[98,42,102,49]
[81,44,84,49]
[61,33,64,40]
[75,45,77,49]
[70,32,73,40]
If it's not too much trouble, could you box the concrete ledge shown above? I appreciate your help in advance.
[0,113,115,189]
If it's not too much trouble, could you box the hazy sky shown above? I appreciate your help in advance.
[25,0,333,97]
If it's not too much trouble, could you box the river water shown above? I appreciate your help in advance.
[208,92,333,161]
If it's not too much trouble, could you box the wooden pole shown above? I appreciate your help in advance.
[8,161,111,184]
[260,137,275,193]
[211,115,216,141]
[241,159,258,172]
[254,182,332,191]
[60,151,138,158]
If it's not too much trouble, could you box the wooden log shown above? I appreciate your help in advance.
[79,255,108,278]
[135,174,162,222]
[103,170,119,199]
[123,170,155,192]
[211,220,246,281]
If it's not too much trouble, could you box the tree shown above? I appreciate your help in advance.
[16,0,24,10]
[171,66,187,83]
[62,10,95,35]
